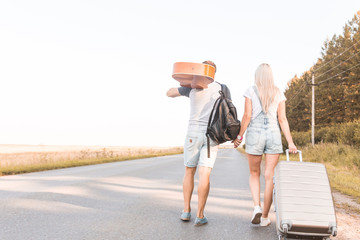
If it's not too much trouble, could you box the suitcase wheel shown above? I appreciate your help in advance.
[282,223,289,234]
[331,226,337,237]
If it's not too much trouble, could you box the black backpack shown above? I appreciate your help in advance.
[206,83,241,157]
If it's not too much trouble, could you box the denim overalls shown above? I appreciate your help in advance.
[245,87,283,155]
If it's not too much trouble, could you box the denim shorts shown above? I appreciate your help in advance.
[245,113,283,155]
[183,131,218,168]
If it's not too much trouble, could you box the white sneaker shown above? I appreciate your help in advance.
[260,217,271,227]
[251,206,262,224]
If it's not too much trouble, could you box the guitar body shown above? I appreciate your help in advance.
[172,62,215,89]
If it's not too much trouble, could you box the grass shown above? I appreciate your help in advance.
[0,146,183,176]
[238,143,360,204]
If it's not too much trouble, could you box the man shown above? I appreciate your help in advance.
[166,60,220,226]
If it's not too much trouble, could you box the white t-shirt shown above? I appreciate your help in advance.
[179,82,221,131]
[243,86,286,120]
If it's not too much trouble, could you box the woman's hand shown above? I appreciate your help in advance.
[232,135,243,148]
[288,142,297,153]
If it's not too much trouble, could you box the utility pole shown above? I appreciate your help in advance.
[311,72,315,147]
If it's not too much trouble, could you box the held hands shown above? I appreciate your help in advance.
[232,135,243,148]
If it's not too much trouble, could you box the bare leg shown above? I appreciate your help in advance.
[262,153,279,218]
[247,154,263,207]
[197,166,212,218]
[183,166,197,213]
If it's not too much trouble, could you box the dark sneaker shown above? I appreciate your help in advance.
[194,216,208,226]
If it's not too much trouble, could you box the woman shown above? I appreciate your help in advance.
[233,63,297,227]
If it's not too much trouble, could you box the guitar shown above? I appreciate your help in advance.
[172,62,215,89]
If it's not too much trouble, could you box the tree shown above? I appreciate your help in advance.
[285,11,360,131]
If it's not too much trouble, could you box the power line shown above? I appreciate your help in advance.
[315,50,360,79]
[289,97,306,110]
[317,62,360,84]
[285,49,359,103]
[314,40,359,73]
[287,80,310,103]
[287,40,359,143]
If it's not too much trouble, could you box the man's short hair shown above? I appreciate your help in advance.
[202,60,216,73]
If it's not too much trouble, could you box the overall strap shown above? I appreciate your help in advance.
[253,86,279,123]
[252,86,265,118]
[253,86,273,109]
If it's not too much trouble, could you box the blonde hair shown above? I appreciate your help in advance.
[254,63,280,113]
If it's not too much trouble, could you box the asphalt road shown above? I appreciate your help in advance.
[0,149,278,240]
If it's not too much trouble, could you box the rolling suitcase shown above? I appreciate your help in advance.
[273,150,337,240]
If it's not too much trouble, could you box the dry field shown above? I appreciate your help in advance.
[0,144,183,175]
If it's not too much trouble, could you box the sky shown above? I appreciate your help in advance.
[0,0,359,147]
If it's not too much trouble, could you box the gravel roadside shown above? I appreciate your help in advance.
[332,191,360,240]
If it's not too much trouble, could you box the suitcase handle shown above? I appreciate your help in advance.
[286,149,302,162]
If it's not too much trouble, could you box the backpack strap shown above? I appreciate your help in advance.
[221,84,232,100]
[216,81,231,100]
[206,82,230,158]
[206,95,223,158]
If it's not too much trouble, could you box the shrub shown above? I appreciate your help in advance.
[287,120,360,147]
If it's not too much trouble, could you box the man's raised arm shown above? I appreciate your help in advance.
[166,88,181,98]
